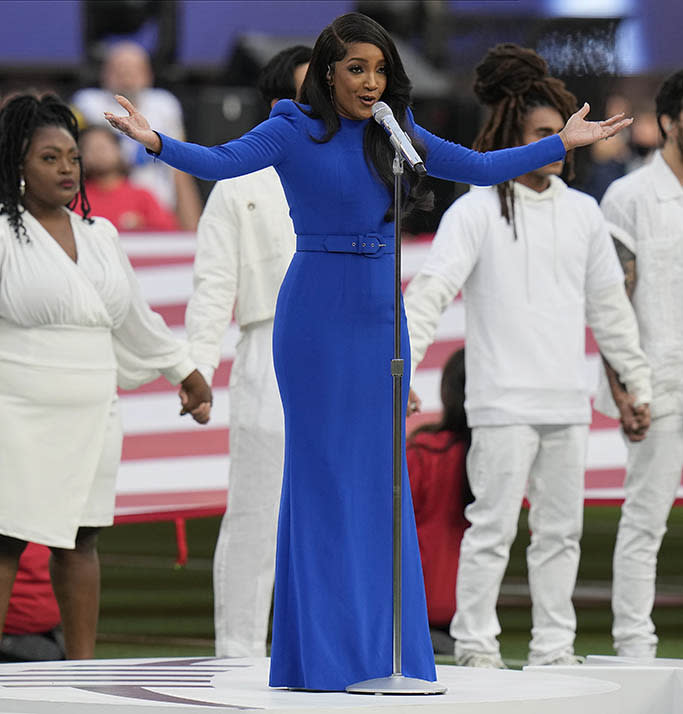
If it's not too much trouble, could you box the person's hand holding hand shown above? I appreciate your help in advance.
[558,102,633,151]
[615,392,651,442]
[178,369,212,425]
[626,402,651,442]
[104,95,162,153]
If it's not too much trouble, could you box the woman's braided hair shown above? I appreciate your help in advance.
[0,93,91,242]
[472,44,577,237]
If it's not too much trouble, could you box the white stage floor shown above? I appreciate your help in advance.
[527,654,683,714]
[0,656,621,714]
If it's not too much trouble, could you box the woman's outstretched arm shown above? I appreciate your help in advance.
[105,95,293,182]
[412,102,632,187]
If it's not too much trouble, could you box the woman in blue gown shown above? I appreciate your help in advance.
[106,13,631,691]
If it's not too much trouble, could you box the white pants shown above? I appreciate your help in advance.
[213,321,285,657]
[451,424,588,664]
[612,413,683,657]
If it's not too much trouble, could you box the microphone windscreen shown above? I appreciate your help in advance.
[371,101,392,123]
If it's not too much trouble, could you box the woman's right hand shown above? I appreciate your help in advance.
[558,102,633,151]
[104,95,162,153]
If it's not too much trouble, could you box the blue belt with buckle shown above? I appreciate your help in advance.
[296,233,395,257]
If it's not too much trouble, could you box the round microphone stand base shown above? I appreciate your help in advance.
[346,674,447,695]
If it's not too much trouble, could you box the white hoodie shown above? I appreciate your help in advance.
[405,176,651,426]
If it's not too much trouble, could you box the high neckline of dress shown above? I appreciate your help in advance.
[338,115,370,128]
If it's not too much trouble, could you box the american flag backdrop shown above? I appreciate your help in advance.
[114,233,683,525]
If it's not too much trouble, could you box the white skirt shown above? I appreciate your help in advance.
[0,325,119,548]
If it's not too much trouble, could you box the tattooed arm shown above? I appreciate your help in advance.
[602,237,650,440]
[614,238,636,299]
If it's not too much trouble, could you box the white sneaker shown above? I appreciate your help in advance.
[616,647,656,659]
[535,654,585,666]
[456,652,508,669]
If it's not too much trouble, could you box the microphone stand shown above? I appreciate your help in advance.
[346,149,446,695]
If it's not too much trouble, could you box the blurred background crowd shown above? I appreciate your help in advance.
[1,0,680,234]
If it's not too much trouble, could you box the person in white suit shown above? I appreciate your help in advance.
[405,45,651,668]
[596,69,683,659]
[186,45,311,657]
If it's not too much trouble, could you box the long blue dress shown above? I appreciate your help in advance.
[155,100,565,690]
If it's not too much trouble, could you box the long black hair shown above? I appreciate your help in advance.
[299,12,432,220]
[655,69,683,140]
[0,93,91,242]
[409,347,469,447]
[257,45,313,105]
[472,44,577,238]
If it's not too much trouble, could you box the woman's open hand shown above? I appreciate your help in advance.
[558,102,633,151]
[104,95,162,153]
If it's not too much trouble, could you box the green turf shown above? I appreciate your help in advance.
[94,507,683,664]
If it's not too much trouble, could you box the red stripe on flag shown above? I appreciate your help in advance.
[591,407,620,429]
[121,360,233,395]
[404,233,434,244]
[115,489,227,509]
[586,468,626,488]
[129,256,194,268]
[408,409,619,433]
[586,327,598,354]
[152,303,186,326]
[113,489,227,523]
[121,428,229,460]
[420,340,465,369]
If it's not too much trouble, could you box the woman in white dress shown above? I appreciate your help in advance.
[0,94,212,659]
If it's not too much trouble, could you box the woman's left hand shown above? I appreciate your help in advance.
[558,102,633,151]
[179,369,213,424]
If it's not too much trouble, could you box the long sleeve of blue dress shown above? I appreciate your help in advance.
[153,100,565,187]
[407,109,566,185]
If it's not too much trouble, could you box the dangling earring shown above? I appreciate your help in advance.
[19,176,25,197]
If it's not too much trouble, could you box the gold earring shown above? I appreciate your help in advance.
[19,176,25,196]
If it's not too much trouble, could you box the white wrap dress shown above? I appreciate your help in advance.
[0,209,195,548]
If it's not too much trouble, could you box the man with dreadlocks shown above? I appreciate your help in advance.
[594,69,683,659]
[0,93,211,659]
[405,44,651,668]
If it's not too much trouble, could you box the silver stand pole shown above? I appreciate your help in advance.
[346,150,446,695]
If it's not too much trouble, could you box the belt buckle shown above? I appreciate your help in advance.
[359,233,386,257]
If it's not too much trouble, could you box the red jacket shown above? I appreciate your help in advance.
[407,430,470,627]
[82,179,179,232]
[4,543,60,635]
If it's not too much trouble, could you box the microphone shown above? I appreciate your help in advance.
[371,101,427,176]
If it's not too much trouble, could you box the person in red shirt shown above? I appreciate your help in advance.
[1,543,64,662]
[407,348,472,654]
[79,126,180,232]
